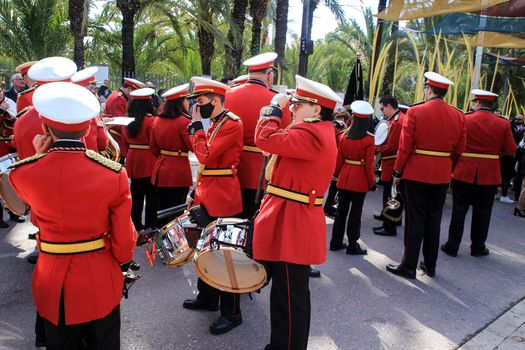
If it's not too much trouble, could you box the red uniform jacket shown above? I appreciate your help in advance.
[395,98,466,184]
[453,109,516,185]
[13,107,41,159]
[104,89,129,157]
[191,111,243,217]
[336,133,375,192]
[0,110,13,155]
[9,141,136,326]
[253,117,337,265]
[224,80,292,189]
[150,115,193,187]
[83,117,108,152]
[122,116,157,179]
[16,86,36,113]
[376,111,405,181]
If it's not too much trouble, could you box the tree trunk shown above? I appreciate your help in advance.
[117,0,141,77]
[274,0,289,83]
[225,0,249,78]
[69,0,85,68]
[198,26,215,75]
[307,0,318,40]
[249,0,269,56]
[382,21,398,96]
[371,0,387,79]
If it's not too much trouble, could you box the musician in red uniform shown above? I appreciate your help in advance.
[387,72,466,279]
[442,89,516,257]
[71,67,108,152]
[122,88,157,230]
[373,95,405,236]
[9,82,136,349]
[330,100,375,255]
[104,78,145,163]
[183,77,244,335]
[225,52,291,219]
[253,75,339,349]
[150,84,193,226]
[15,61,37,113]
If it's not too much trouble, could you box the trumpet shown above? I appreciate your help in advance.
[386,180,401,210]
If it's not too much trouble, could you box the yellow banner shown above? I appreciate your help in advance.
[376,0,509,21]
[454,32,525,48]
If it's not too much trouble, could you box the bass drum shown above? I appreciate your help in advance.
[0,153,30,216]
[193,218,267,293]
[374,120,389,146]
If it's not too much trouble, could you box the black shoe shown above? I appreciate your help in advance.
[373,227,396,236]
[8,212,25,223]
[386,264,416,279]
[0,220,8,229]
[309,268,321,278]
[28,232,37,240]
[394,220,402,227]
[329,242,347,251]
[209,314,242,335]
[373,213,385,221]
[35,336,46,347]
[440,244,458,257]
[129,261,140,271]
[182,298,219,311]
[346,243,367,255]
[26,253,39,265]
[471,248,489,257]
[419,262,435,277]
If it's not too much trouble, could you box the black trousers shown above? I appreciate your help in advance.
[324,177,338,207]
[156,186,189,227]
[446,180,497,252]
[261,261,310,350]
[240,188,259,220]
[331,189,366,246]
[195,214,241,318]
[401,180,448,271]
[130,177,156,230]
[44,297,120,350]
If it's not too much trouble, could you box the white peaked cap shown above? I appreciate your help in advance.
[233,74,249,84]
[471,89,498,100]
[350,100,374,118]
[292,75,343,110]
[243,52,278,70]
[424,71,454,89]
[28,57,77,83]
[162,83,190,101]
[71,67,98,86]
[33,82,100,132]
[190,76,230,97]
[130,87,155,99]
[124,78,146,89]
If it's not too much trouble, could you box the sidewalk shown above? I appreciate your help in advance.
[459,297,525,350]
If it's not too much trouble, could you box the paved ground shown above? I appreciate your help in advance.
[0,187,524,350]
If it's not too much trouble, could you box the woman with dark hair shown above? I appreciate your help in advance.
[330,100,376,255]
[123,88,158,229]
[150,84,193,226]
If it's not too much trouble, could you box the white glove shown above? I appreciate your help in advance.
[271,93,291,109]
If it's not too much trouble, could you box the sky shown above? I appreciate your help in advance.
[287,0,380,41]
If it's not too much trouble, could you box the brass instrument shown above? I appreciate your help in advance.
[101,126,121,162]
[386,181,401,210]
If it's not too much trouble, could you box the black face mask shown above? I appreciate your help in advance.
[199,100,214,119]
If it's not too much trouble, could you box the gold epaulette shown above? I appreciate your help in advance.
[409,101,424,107]
[84,150,122,172]
[10,153,46,169]
[18,86,36,96]
[16,106,32,118]
[226,112,240,121]
[367,131,375,137]
[304,117,321,123]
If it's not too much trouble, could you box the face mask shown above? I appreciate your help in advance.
[199,100,214,119]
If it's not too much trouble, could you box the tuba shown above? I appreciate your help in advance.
[101,126,121,162]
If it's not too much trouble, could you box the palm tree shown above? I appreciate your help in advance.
[0,0,70,61]
[224,0,248,78]
[249,0,270,56]
[116,0,141,76]
[69,0,89,68]
[273,0,288,80]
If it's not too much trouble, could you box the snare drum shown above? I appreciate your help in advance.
[0,153,30,216]
[194,218,267,293]
[154,211,202,268]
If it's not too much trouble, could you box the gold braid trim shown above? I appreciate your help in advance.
[84,149,122,172]
[10,153,46,169]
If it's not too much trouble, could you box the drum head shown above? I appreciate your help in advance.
[0,172,30,216]
[194,248,267,293]
[374,121,388,145]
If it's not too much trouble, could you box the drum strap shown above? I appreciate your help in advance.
[266,184,323,206]
[40,235,106,255]
[129,144,150,150]
[224,250,239,291]
[243,145,263,154]
[460,152,499,160]
[414,149,451,157]
[160,149,189,157]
